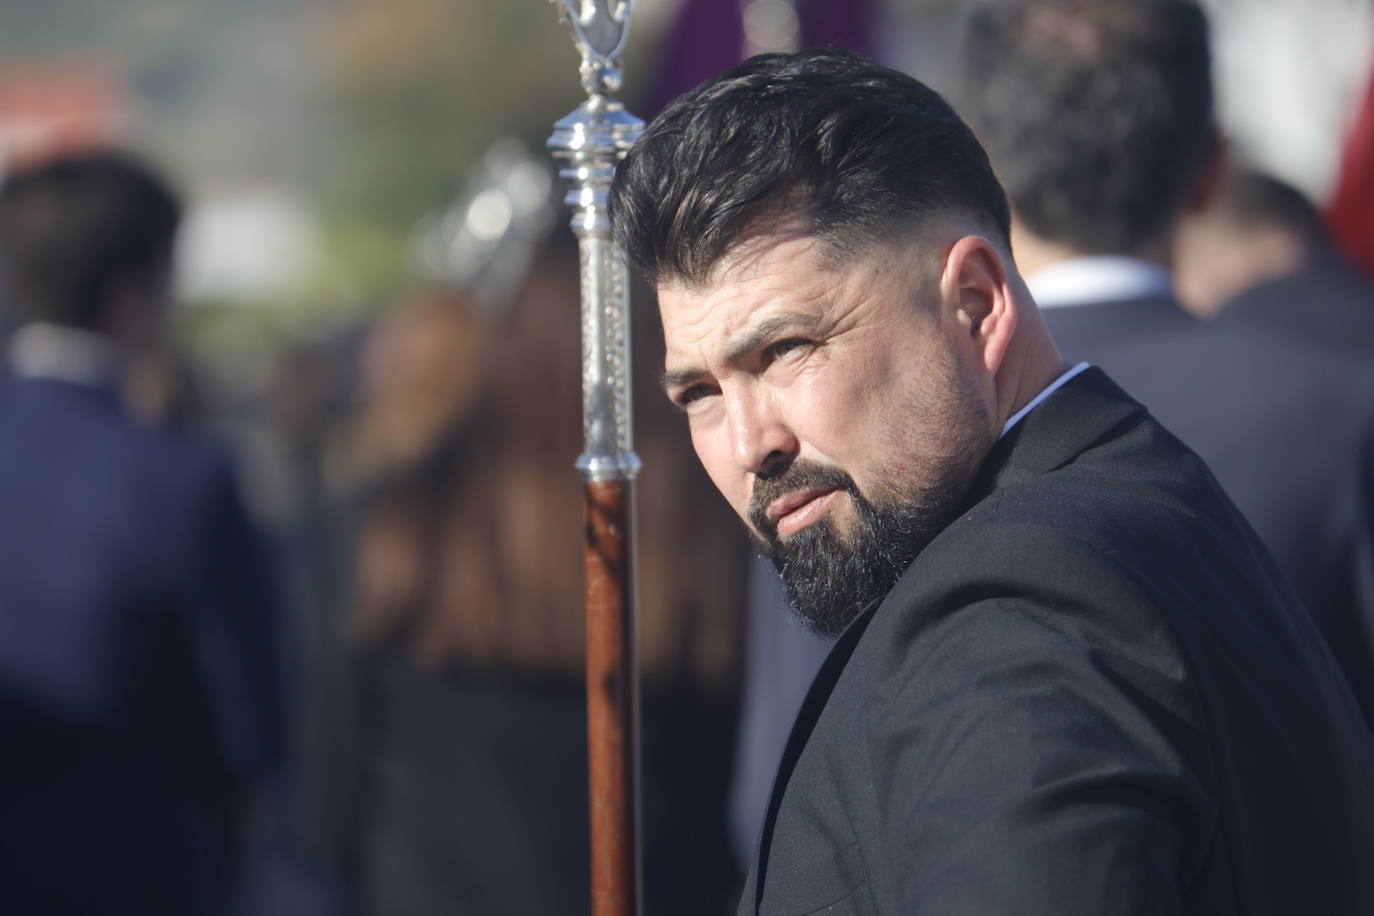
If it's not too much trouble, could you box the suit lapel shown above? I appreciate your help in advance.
[745,597,880,913]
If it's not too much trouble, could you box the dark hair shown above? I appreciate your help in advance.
[0,149,181,330]
[610,48,1010,286]
[960,0,1214,254]
[1214,169,1328,245]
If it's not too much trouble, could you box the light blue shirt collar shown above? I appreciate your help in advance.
[6,321,121,387]
[1027,256,1173,309]
[1000,361,1092,438]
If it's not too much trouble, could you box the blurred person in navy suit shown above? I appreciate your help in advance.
[0,150,282,915]
[1175,167,1374,358]
[959,0,1374,729]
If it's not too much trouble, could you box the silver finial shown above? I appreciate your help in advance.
[548,0,644,483]
[555,0,634,96]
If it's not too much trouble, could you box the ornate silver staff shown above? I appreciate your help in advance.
[548,3,644,914]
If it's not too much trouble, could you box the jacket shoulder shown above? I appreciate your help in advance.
[831,506,1217,913]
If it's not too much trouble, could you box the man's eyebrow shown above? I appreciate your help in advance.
[660,366,705,394]
[724,313,823,364]
[660,313,823,396]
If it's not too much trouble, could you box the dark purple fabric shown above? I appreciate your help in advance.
[645,0,746,117]
[798,0,875,55]
[644,0,876,118]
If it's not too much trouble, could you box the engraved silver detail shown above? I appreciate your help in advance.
[549,0,644,483]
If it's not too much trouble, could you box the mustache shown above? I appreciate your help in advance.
[747,460,858,542]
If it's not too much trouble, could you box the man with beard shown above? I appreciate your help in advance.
[610,48,1374,915]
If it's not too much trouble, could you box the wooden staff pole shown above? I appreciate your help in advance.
[548,3,645,914]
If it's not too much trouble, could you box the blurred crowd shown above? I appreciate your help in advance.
[0,2,1372,915]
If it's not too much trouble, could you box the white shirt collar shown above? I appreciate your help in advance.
[1000,361,1091,438]
[1027,256,1174,309]
[7,322,121,387]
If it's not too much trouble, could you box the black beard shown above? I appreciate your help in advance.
[748,460,967,638]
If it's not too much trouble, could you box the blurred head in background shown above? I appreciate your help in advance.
[960,0,1221,273]
[0,149,180,361]
[1174,169,1329,317]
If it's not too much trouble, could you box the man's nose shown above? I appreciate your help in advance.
[727,387,797,479]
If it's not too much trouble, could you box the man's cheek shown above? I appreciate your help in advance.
[692,436,745,516]
[792,373,864,445]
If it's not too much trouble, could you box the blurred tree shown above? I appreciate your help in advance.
[0,0,673,311]
[310,0,583,251]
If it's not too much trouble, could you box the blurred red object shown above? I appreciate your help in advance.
[1326,52,1374,281]
[0,63,123,173]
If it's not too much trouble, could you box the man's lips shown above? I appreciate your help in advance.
[767,487,841,537]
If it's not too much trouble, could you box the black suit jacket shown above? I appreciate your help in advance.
[1216,250,1374,359]
[1043,298,1374,729]
[739,368,1374,915]
[0,377,282,915]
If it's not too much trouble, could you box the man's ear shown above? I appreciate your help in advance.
[941,235,1017,375]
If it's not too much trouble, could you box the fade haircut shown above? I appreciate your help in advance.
[610,48,1011,287]
[960,0,1215,254]
[0,149,181,330]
